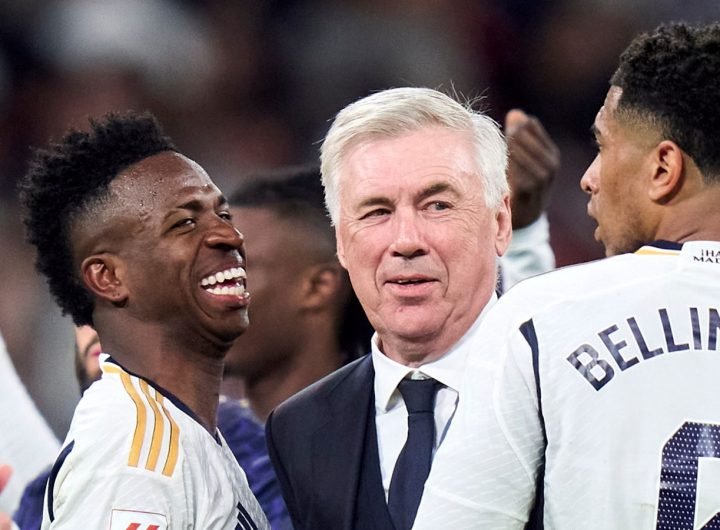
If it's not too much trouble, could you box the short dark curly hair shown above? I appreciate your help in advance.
[18,111,176,326]
[611,22,720,183]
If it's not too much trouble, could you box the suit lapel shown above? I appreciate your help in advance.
[312,356,375,530]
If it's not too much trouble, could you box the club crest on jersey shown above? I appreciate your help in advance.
[109,508,167,530]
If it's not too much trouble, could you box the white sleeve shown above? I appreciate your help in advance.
[0,333,60,513]
[45,455,181,530]
[414,304,544,529]
[499,214,555,292]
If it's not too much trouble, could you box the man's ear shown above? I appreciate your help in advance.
[494,194,513,257]
[336,229,348,269]
[300,262,346,311]
[81,254,129,305]
[648,140,684,203]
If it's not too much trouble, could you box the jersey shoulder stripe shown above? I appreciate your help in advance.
[156,393,179,477]
[634,246,680,256]
[102,363,180,477]
[46,440,75,523]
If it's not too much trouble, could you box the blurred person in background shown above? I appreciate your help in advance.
[499,108,558,290]
[0,332,59,516]
[11,326,101,530]
[223,166,372,418]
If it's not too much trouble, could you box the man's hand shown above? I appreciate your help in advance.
[505,109,560,229]
[0,465,11,493]
[0,464,13,530]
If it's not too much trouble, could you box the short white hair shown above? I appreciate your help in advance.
[320,87,509,225]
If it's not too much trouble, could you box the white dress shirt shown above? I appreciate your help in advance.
[372,293,498,500]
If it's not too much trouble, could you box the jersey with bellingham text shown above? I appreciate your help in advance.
[42,355,269,530]
[415,241,720,530]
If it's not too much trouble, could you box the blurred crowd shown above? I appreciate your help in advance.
[0,0,717,438]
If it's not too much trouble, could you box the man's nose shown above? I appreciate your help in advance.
[580,156,600,195]
[206,220,244,251]
[389,210,428,259]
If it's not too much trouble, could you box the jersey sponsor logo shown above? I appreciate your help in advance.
[104,364,180,476]
[567,306,720,390]
[109,509,167,530]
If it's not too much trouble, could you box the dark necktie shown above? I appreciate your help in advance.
[387,377,442,530]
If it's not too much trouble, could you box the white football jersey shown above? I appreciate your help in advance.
[42,355,269,530]
[415,241,720,530]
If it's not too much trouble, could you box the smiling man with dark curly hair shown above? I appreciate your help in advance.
[19,112,268,530]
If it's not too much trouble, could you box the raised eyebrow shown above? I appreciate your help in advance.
[175,191,228,212]
[357,196,394,211]
[173,198,204,213]
[217,193,230,209]
[417,182,456,202]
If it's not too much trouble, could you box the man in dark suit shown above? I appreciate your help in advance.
[266,87,556,530]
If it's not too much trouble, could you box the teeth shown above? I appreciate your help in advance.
[201,266,247,287]
[206,284,246,296]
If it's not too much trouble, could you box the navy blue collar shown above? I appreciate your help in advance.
[105,356,222,444]
[646,240,683,251]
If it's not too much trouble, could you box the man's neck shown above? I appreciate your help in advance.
[654,187,720,245]
[377,293,493,367]
[378,331,464,368]
[99,328,226,434]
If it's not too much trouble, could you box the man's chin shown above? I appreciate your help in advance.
[212,316,250,348]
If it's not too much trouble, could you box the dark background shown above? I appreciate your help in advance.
[0,0,717,437]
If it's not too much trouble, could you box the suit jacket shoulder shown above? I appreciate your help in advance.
[266,354,374,530]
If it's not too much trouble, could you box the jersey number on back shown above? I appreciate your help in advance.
[656,421,720,529]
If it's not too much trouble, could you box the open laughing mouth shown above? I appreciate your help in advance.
[200,266,247,296]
